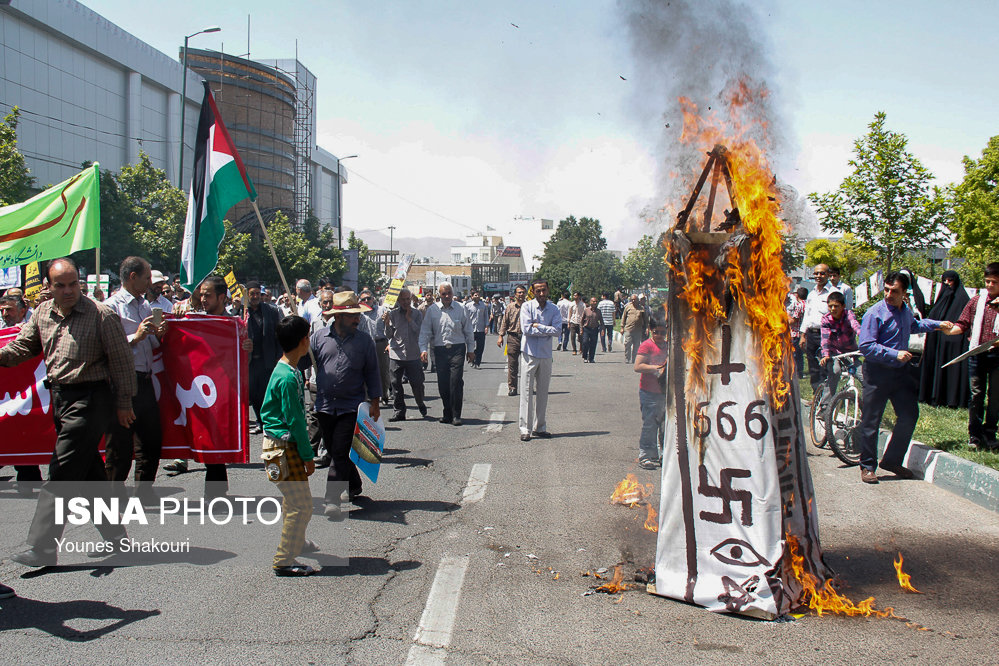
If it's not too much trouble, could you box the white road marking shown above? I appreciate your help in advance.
[497,382,507,396]
[485,411,505,433]
[461,463,492,504]
[405,554,471,665]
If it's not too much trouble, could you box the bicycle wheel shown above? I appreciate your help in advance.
[827,389,862,466]
[807,384,828,449]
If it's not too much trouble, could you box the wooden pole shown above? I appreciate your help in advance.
[251,200,297,316]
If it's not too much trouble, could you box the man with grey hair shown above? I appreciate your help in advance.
[419,283,474,425]
[296,279,321,324]
[384,288,428,420]
[359,289,392,404]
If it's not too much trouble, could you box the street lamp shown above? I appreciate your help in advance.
[178,26,221,187]
[335,154,358,250]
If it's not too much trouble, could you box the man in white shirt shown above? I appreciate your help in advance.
[800,264,841,393]
[297,279,321,324]
[105,256,167,501]
[828,266,854,310]
[566,291,585,355]
[556,291,573,351]
[518,279,563,441]
[419,283,475,426]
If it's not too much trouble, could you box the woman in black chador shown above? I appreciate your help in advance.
[919,270,971,407]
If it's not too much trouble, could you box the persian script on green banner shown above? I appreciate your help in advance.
[0,164,101,269]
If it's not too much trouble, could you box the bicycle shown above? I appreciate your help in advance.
[807,380,831,449]
[824,351,864,466]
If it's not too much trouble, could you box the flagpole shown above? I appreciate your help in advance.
[251,200,298,317]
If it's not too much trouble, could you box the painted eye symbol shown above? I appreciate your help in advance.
[709,538,770,568]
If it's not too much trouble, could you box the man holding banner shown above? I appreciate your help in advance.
[0,258,135,566]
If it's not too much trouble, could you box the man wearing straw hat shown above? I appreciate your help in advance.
[311,290,382,520]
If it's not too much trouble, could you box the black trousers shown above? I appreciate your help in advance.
[968,352,999,445]
[804,328,826,392]
[434,344,466,420]
[600,323,614,351]
[472,332,486,366]
[28,382,125,554]
[791,336,805,379]
[391,358,426,414]
[249,358,275,425]
[316,410,361,501]
[859,362,919,471]
[582,327,599,362]
[105,374,162,484]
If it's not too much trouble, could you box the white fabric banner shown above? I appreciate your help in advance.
[656,307,829,617]
[0,267,19,289]
[916,276,933,304]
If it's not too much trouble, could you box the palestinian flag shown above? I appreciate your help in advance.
[180,81,256,290]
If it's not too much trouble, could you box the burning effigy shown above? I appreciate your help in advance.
[651,86,832,618]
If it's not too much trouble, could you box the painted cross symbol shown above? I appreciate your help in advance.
[707,324,745,385]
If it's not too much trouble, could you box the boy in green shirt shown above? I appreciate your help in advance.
[261,315,318,577]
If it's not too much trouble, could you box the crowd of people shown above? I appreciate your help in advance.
[788,262,999,484]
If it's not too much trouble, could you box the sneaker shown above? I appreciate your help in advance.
[250,424,263,435]
[508,388,517,396]
[860,468,879,484]
[639,459,658,470]
[0,583,14,599]
[274,563,319,577]
[388,412,406,422]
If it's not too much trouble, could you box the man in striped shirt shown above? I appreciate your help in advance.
[597,294,616,352]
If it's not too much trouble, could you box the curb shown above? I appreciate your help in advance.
[879,432,999,514]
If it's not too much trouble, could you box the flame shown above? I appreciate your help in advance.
[786,535,900,618]
[894,553,921,593]
[643,503,659,533]
[610,474,653,507]
[672,79,792,407]
[595,565,630,594]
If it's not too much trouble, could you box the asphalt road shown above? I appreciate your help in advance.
[2,339,999,664]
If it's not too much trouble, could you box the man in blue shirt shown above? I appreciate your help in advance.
[857,272,959,484]
[518,279,563,441]
[311,290,382,518]
[464,289,490,368]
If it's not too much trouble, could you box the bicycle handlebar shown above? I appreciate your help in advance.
[831,350,862,361]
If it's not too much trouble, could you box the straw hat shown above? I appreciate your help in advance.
[326,290,372,315]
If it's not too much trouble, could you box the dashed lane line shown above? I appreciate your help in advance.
[405,554,471,666]
[484,412,505,433]
[460,463,492,504]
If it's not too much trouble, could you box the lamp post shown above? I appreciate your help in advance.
[335,154,358,250]
[178,26,221,187]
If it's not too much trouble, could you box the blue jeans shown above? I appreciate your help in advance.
[639,389,665,462]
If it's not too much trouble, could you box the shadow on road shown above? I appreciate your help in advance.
[553,430,611,439]
[0,595,160,641]
[312,555,421,576]
[347,497,460,525]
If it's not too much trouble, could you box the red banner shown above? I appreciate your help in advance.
[0,315,249,466]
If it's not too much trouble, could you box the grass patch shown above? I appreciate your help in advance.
[798,375,999,472]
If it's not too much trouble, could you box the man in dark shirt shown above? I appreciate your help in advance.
[0,258,135,566]
[497,285,526,396]
[311,290,382,520]
[246,280,283,434]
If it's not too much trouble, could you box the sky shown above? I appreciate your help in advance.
[81,0,999,267]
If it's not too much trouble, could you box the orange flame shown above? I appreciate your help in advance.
[643,502,659,533]
[787,535,900,618]
[894,553,921,593]
[672,80,792,407]
[610,474,653,507]
[595,565,630,594]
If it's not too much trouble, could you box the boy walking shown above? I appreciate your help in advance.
[261,315,319,577]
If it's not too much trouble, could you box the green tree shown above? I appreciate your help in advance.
[242,212,342,287]
[808,112,950,274]
[0,107,35,206]
[535,215,607,295]
[348,231,386,291]
[570,251,624,300]
[119,153,188,272]
[780,232,806,275]
[622,234,667,289]
[803,233,878,283]
[950,135,999,277]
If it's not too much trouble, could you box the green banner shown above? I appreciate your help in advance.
[0,164,101,269]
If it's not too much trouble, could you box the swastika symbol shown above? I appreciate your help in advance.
[698,464,753,526]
